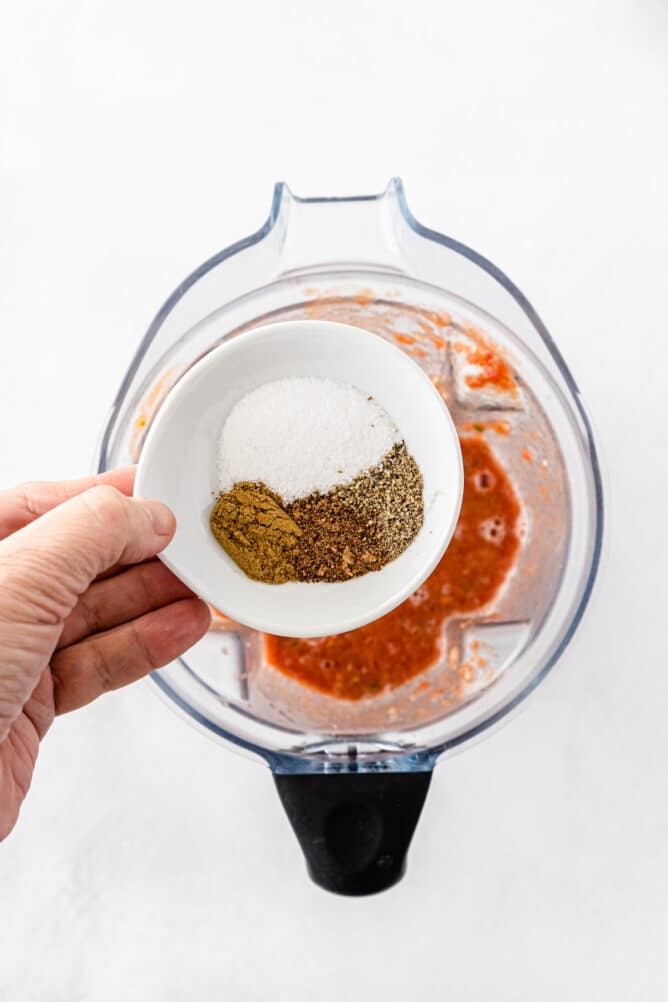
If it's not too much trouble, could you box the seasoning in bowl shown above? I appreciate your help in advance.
[210,482,302,584]
[210,377,424,583]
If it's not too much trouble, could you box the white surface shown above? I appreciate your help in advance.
[135,321,462,636]
[1,0,667,999]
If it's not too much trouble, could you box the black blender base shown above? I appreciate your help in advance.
[274,771,432,896]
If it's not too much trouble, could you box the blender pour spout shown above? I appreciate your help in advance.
[274,770,432,896]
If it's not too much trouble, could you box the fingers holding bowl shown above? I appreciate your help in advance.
[51,597,211,714]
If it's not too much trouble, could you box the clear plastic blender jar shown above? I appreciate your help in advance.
[95,180,603,895]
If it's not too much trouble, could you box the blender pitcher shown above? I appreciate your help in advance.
[95,180,603,895]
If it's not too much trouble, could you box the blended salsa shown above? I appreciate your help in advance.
[265,435,521,699]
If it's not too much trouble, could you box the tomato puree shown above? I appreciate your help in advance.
[264,435,521,700]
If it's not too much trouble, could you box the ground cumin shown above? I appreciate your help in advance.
[210,482,301,584]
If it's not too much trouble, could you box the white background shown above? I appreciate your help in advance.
[1,1,667,999]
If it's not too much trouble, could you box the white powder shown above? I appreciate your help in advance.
[217,377,400,502]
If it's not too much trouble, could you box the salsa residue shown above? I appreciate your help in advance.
[264,435,521,700]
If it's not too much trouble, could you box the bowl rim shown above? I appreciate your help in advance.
[133,318,464,638]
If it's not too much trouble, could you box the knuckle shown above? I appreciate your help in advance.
[0,484,40,537]
[90,640,115,693]
[76,592,103,635]
[50,663,68,714]
[82,485,132,531]
[135,563,156,608]
[85,484,126,512]
[15,484,41,518]
[76,486,135,572]
[131,619,159,671]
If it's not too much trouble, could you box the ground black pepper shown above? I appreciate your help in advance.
[286,442,423,582]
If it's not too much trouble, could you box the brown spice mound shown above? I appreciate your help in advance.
[336,442,424,562]
[288,493,382,581]
[287,442,423,582]
[210,482,302,583]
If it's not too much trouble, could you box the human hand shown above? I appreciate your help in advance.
[0,468,211,840]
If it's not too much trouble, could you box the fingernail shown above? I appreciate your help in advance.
[139,499,176,536]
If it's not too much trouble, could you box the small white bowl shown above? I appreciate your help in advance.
[134,320,463,638]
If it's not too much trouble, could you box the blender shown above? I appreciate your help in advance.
[95,180,603,895]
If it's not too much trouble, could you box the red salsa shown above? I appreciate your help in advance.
[265,435,521,700]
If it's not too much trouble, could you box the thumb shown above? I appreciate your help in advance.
[0,485,176,625]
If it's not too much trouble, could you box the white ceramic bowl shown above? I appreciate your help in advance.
[134,320,463,637]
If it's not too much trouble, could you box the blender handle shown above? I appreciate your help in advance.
[274,770,432,896]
